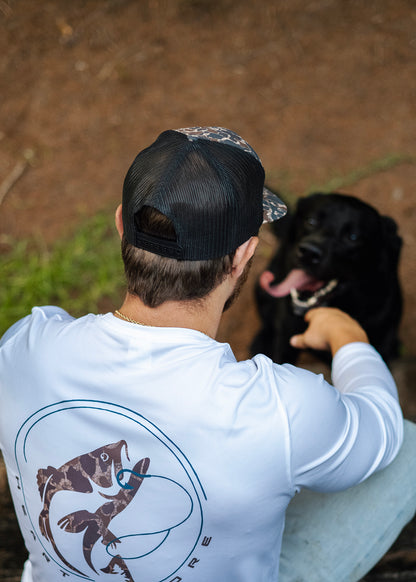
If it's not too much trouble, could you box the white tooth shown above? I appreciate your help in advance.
[291,279,338,311]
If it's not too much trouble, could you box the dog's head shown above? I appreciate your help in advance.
[260,192,402,309]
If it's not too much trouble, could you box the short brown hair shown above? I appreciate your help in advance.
[121,206,236,308]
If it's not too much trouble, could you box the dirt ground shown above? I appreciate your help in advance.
[1,0,415,359]
[0,0,416,579]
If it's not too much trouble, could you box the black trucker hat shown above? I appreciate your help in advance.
[122,126,287,260]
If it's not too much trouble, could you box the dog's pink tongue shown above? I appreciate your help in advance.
[260,269,321,298]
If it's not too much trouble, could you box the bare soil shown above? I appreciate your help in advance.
[1,1,415,579]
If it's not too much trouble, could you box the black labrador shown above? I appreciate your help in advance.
[251,192,403,365]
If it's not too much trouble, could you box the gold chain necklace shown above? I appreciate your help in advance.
[114,310,212,338]
[114,309,152,327]
[114,309,211,337]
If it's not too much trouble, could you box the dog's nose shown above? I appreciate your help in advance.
[297,242,323,264]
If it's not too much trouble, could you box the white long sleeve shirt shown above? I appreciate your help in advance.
[0,307,403,582]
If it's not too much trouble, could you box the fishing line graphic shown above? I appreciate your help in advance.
[105,468,195,560]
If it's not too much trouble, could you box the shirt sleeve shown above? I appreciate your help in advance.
[276,342,403,493]
[0,306,72,347]
[0,315,31,346]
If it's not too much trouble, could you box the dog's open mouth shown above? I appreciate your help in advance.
[260,269,338,312]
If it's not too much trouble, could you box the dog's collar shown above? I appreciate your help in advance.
[290,279,338,316]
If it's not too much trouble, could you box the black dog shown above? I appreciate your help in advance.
[251,192,403,365]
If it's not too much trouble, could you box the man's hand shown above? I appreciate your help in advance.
[290,307,369,357]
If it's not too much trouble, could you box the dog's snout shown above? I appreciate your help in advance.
[297,241,323,264]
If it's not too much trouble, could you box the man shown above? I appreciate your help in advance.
[0,126,415,582]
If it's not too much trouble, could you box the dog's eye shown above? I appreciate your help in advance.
[346,231,360,242]
[306,217,318,228]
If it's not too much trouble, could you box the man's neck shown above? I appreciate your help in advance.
[115,290,227,339]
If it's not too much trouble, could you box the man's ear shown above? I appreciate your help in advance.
[232,236,259,278]
[115,204,124,238]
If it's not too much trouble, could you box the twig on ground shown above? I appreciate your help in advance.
[0,150,34,206]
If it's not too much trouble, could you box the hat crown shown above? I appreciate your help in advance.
[122,127,286,260]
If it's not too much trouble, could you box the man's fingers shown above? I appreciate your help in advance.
[290,334,306,349]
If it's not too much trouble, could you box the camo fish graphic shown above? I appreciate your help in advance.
[58,456,150,575]
[36,440,149,577]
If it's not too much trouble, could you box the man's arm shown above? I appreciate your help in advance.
[277,307,403,492]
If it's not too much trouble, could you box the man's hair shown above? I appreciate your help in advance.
[121,206,236,308]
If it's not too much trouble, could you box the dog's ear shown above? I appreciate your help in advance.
[381,215,402,265]
[267,188,293,240]
[270,211,292,239]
